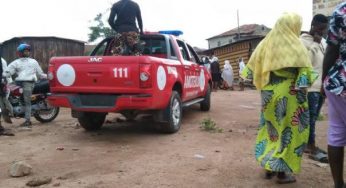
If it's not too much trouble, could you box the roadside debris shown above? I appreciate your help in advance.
[56,147,64,151]
[194,154,205,159]
[26,176,52,187]
[9,161,32,177]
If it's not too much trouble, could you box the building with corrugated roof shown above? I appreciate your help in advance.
[207,24,270,49]
[1,36,85,72]
[204,24,270,81]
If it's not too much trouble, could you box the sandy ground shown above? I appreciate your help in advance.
[0,89,341,188]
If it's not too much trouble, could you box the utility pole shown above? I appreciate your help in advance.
[237,9,240,40]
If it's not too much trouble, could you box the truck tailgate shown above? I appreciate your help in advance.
[50,56,143,93]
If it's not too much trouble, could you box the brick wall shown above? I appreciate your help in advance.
[313,0,344,16]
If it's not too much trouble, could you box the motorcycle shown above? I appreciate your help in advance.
[7,80,59,122]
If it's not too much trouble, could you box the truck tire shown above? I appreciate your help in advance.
[200,84,211,111]
[78,112,107,131]
[160,91,182,133]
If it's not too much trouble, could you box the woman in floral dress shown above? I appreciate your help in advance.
[241,13,317,184]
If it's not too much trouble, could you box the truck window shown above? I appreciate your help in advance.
[177,40,189,61]
[90,38,112,56]
[169,40,176,58]
[141,36,167,58]
[187,44,202,64]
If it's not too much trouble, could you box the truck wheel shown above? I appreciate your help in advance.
[78,112,107,131]
[200,84,211,111]
[160,91,182,133]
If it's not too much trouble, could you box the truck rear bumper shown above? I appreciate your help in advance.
[47,93,155,112]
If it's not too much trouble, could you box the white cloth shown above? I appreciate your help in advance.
[210,56,218,63]
[1,58,13,83]
[4,57,47,81]
[221,60,233,86]
[300,33,326,92]
[238,60,245,74]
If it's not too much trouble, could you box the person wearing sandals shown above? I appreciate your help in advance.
[241,13,318,184]
[300,14,329,163]
[322,2,346,188]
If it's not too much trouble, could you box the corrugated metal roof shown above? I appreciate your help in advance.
[2,36,85,45]
[207,24,270,40]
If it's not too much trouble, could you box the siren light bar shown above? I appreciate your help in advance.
[158,30,183,36]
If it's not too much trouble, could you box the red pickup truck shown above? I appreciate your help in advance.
[47,32,212,133]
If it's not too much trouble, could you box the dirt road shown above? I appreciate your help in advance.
[0,90,337,188]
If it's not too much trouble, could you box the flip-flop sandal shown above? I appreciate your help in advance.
[309,152,328,163]
[315,147,327,154]
[304,148,312,154]
[277,174,296,184]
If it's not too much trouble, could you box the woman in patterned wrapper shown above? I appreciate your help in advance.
[321,2,346,188]
[241,12,318,184]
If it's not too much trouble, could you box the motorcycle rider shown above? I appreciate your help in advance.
[4,43,47,127]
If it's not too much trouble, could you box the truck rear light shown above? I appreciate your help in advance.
[48,72,54,80]
[140,72,149,81]
[139,64,152,88]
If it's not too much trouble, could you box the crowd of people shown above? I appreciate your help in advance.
[1,0,346,187]
[202,55,247,92]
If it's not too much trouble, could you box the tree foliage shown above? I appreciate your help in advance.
[88,13,116,42]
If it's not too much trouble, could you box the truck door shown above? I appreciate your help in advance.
[186,44,206,97]
[177,40,200,101]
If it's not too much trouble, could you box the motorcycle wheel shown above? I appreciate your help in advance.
[34,106,60,123]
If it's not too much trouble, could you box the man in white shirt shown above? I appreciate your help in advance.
[4,43,47,127]
[300,14,329,163]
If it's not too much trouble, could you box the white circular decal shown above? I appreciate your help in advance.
[157,66,166,90]
[199,69,205,91]
[57,64,76,87]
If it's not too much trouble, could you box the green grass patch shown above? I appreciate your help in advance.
[200,117,223,133]
[317,114,326,121]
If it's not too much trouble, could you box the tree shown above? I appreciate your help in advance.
[88,13,116,42]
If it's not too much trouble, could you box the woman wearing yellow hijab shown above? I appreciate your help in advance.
[242,13,318,184]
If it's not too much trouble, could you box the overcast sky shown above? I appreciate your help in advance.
[1,0,313,49]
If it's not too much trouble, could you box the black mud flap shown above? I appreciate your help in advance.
[153,110,168,123]
[71,110,82,118]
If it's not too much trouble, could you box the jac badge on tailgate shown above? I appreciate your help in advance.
[88,57,103,63]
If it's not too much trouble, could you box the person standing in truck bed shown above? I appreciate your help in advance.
[108,0,143,56]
